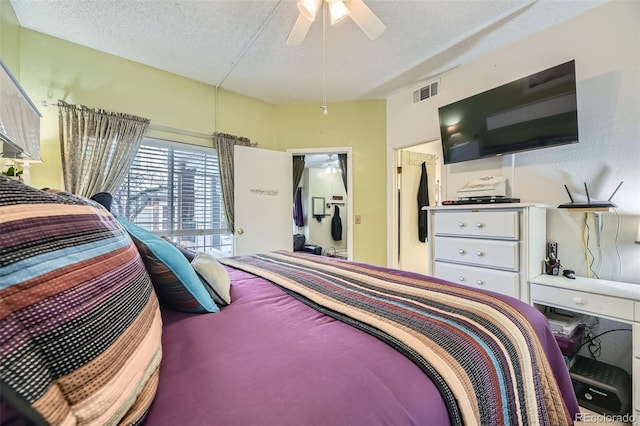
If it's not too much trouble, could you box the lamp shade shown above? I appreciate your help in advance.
[328,0,350,25]
[297,0,322,21]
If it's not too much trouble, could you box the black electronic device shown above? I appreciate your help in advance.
[439,60,578,164]
[570,356,631,416]
[558,181,622,209]
[442,197,520,205]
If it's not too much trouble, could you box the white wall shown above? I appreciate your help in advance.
[386,1,640,284]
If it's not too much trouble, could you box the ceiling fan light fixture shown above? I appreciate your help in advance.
[297,0,322,22]
[327,0,350,25]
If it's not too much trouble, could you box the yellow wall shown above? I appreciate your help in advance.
[276,101,387,264]
[0,0,21,71]
[11,26,387,265]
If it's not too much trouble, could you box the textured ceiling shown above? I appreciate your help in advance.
[10,0,606,105]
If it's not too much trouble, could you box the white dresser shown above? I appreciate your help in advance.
[426,204,546,302]
[530,274,640,425]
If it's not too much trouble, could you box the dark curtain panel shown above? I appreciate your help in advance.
[214,132,253,234]
[293,155,305,198]
[337,153,347,193]
[293,187,304,227]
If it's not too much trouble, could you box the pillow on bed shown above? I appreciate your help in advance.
[0,176,162,425]
[117,216,219,313]
[192,253,232,305]
[160,236,198,262]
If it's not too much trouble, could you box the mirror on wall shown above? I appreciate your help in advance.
[312,196,325,220]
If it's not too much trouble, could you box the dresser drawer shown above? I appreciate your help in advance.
[435,261,519,298]
[434,211,519,239]
[434,236,519,271]
[530,284,636,321]
[634,357,639,417]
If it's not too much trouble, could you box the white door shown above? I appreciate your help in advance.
[234,145,292,255]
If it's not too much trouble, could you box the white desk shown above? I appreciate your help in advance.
[530,274,640,425]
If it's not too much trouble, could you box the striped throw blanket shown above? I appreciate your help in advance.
[219,251,572,426]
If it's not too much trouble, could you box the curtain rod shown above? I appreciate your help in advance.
[149,123,213,140]
[41,100,214,140]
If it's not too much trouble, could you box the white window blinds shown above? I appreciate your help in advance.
[115,138,232,256]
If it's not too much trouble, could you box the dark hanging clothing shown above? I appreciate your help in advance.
[331,205,342,241]
[293,187,304,227]
[418,162,429,242]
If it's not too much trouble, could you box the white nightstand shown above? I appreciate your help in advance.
[530,274,640,425]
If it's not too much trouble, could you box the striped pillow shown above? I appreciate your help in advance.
[0,177,162,425]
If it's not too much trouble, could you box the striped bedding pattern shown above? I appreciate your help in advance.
[219,250,573,426]
[0,177,162,425]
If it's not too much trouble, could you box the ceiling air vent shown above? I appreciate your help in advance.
[413,81,439,103]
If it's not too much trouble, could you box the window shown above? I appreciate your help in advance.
[115,138,233,256]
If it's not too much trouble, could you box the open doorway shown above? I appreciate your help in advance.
[288,147,353,261]
[392,140,441,274]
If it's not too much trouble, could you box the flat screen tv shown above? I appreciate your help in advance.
[438,60,578,164]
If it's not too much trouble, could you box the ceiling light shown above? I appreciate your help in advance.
[297,0,321,22]
[327,0,350,25]
[287,0,386,46]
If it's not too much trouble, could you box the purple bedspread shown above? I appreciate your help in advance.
[144,264,579,425]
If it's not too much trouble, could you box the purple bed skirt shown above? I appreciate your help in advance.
[144,264,579,425]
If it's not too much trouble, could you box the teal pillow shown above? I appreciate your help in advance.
[117,216,218,313]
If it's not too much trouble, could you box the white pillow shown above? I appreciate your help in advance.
[192,253,232,305]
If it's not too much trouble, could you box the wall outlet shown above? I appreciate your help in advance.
[547,241,558,259]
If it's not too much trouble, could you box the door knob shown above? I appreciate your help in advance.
[237,228,244,235]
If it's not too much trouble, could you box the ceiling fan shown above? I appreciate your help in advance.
[286,0,386,46]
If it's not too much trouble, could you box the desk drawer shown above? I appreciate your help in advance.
[530,284,635,321]
[434,211,519,239]
[434,236,519,271]
[435,261,519,298]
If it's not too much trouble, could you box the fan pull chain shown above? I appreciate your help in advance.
[321,1,328,115]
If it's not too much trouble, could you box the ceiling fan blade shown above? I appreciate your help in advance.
[346,0,386,40]
[286,13,313,46]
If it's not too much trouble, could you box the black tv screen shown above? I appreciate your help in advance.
[438,60,578,164]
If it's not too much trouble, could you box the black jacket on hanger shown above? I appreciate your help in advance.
[418,162,429,242]
[331,205,342,241]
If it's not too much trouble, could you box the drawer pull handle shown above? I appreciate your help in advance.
[572,297,586,306]
[475,251,485,257]
[476,280,484,285]
[458,276,466,282]
[458,249,467,255]
[458,222,466,228]
[476,223,485,228]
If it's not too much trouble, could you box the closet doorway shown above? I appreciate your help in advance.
[289,147,353,261]
[393,140,441,274]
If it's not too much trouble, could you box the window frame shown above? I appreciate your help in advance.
[115,137,232,255]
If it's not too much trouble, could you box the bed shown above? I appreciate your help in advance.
[0,177,579,425]
[145,251,580,425]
